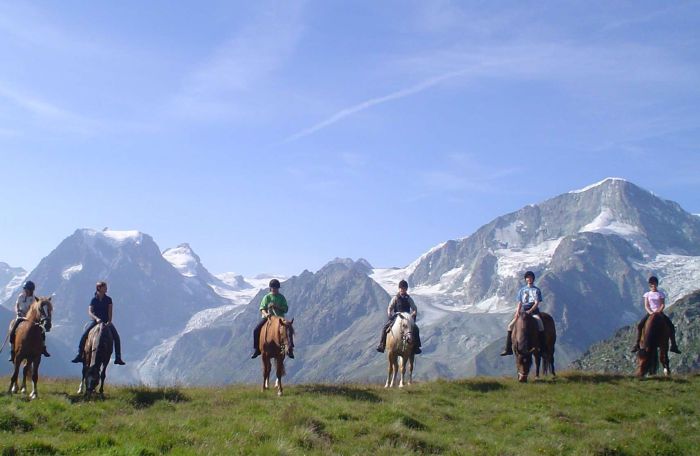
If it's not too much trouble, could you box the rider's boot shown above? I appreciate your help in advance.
[376,330,387,353]
[413,327,422,354]
[500,331,513,356]
[670,332,681,354]
[71,353,83,363]
[42,346,51,357]
[8,344,14,363]
[114,354,126,365]
[631,329,641,353]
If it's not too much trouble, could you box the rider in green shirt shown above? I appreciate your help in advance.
[251,279,294,359]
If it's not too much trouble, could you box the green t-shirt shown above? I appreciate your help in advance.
[259,293,288,317]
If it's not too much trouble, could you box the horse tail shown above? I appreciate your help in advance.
[540,312,556,376]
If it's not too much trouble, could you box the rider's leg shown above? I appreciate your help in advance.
[251,318,266,358]
[500,319,515,356]
[8,318,21,362]
[286,326,295,359]
[72,321,97,363]
[376,316,394,352]
[665,314,681,354]
[631,315,648,353]
[533,314,545,352]
[109,324,125,365]
[41,329,50,357]
[413,324,422,354]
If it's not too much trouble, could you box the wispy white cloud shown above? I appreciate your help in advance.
[170,3,305,120]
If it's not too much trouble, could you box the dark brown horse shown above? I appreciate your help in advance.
[77,322,113,398]
[636,312,671,378]
[260,316,293,396]
[7,296,52,399]
[534,312,556,379]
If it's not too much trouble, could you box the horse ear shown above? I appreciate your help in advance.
[48,296,52,302]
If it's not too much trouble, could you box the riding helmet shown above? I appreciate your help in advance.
[23,280,36,291]
[524,271,535,280]
[269,279,281,289]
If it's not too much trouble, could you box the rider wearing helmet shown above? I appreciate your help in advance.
[8,280,50,362]
[500,271,545,356]
[251,279,294,359]
[376,279,422,355]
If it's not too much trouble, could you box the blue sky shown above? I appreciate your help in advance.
[2,1,699,277]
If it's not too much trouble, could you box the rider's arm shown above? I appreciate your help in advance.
[14,296,21,316]
[88,304,100,322]
[107,301,113,324]
[409,296,418,319]
[386,297,395,318]
[643,295,653,315]
[656,296,665,313]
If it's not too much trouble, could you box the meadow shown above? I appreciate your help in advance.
[1,373,699,455]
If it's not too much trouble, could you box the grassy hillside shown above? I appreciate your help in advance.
[2,373,699,455]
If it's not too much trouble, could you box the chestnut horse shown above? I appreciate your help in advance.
[636,312,671,378]
[7,296,53,399]
[260,316,293,396]
[384,312,415,388]
[513,310,556,382]
[77,322,113,398]
[534,312,556,379]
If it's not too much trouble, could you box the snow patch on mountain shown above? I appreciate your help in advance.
[495,239,562,279]
[1,271,28,304]
[84,229,143,246]
[570,177,628,194]
[62,264,83,280]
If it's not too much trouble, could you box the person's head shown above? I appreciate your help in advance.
[23,280,35,295]
[524,271,535,284]
[269,279,281,294]
[398,279,408,296]
[648,276,659,290]
[96,281,108,295]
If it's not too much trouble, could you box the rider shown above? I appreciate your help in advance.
[251,279,294,359]
[70,281,126,365]
[631,276,681,354]
[375,279,422,354]
[500,271,545,356]
[8,280,50,362]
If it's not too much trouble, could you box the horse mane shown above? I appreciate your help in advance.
[25,296,52,322]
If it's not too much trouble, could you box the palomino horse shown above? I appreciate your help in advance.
[636,312,671,378]
[384,312,415,388]
[77,322,113,398]
[534,312,557,379]
[7,296,52,399]
[260,316,293,396]
[512,310,556,383]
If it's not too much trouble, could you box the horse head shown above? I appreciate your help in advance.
[28,296,53,331]
[514,310,537,382]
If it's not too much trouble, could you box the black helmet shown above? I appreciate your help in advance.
[398,279,409,289]
[269,279,281,289]
[23,280,35,291]
[524,271,535,280]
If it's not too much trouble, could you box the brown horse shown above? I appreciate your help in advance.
[512,310,538,383]
[534,312,556,379]
[384,312,415,388]
[636,312,671,378]
[7,296,53,399]
[77,322,113,398]
[260,316,293,396]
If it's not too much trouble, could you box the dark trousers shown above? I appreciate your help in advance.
[253,318,294,351]
[378,314,421,348]
[78,320,122,357]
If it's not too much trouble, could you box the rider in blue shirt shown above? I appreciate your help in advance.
[500,271,545,356]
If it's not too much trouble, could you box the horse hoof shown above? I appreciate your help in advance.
[30,393,37,400]
[277,391,283,397]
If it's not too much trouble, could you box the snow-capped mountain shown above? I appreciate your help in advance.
[1,229,230,379]
[0,262,27,305]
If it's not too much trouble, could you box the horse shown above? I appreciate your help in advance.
[7,296,52,399]
[512,310,537,383]
[260,316,293,396]
[636,312,671,378]
[77,322,113,398]
[534,312,556,379]
[384,312,415,388]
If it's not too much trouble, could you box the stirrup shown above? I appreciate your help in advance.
[251,350,261,359]
[670,345,681,354]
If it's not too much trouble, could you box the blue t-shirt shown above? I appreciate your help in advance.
[517,285,542,311]
[90,295,112,321]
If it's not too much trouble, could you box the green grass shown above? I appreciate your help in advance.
[1,373,699,455]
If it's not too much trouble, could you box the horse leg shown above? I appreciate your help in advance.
[534,352,541,379]
[407,355,414,385]
[8,360,21,394]
[21,361,30,394]
[99,363,107,397]
[262,355,270,391]
[661,347,670,376]
[30,358,40,400]
[276,357,284,396]
[399,356,406,388]
[385,353,394,388]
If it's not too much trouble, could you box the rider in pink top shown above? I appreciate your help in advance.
[631,276,681,354]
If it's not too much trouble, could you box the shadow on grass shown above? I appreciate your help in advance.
[125,387,190,409]
[455,380,507,393]
[297,385,382,403]
[562,373,628,384]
